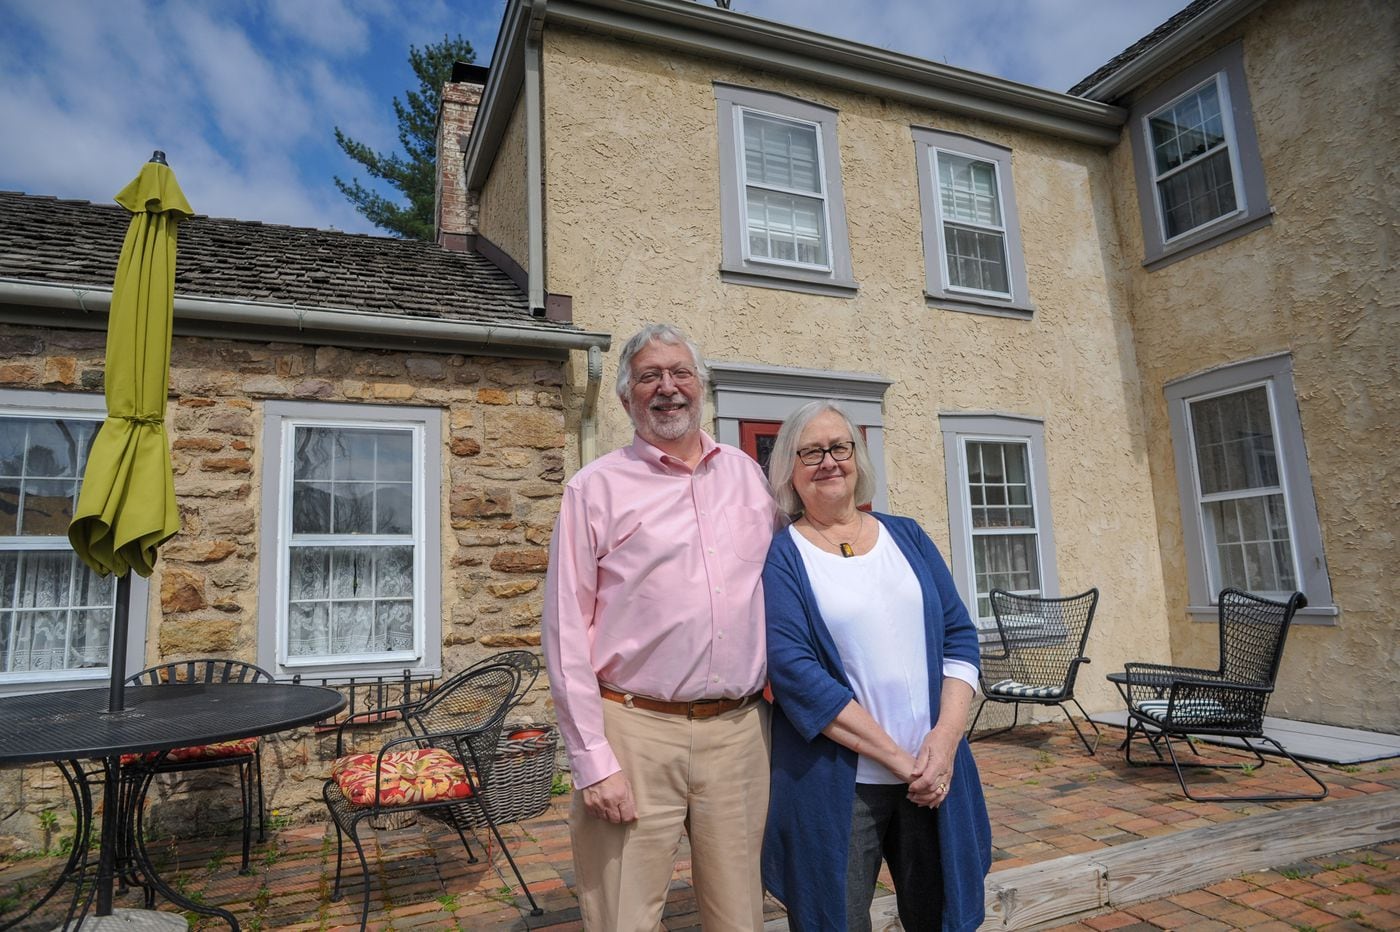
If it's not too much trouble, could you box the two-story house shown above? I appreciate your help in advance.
[439,0,1396,730]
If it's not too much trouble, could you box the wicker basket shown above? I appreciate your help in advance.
[455,722,557,827]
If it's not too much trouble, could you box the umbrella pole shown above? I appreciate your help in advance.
[108,573,131,714]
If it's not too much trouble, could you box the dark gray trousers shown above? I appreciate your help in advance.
[844,782,944,931]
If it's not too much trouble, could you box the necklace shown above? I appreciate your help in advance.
[806,512,865,558]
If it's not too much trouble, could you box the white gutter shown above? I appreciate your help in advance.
[1074,0,1270,102]
[0,278,610,357]
[525,4,547,313]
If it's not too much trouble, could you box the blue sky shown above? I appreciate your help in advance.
[0,0,1190,236]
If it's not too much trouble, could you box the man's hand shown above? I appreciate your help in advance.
[581,770,638,823]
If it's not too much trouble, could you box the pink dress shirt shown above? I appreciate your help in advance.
[542,432,775,789]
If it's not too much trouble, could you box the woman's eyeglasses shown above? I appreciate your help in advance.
[796,442,855,466]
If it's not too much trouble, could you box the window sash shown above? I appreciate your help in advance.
[1146,75,1245,243]
[1,410,117,681]
[1186,382,1301,598]
[933,149,1011,298]
[278,421,425,669]
[736,107,832,271]
[961,438,1043,627]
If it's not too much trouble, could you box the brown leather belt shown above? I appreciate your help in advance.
[600,686,762,719]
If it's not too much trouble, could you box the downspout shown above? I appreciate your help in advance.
[580,345,603,465]
[525,2,547,313]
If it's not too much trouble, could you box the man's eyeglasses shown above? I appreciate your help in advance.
[796,442,855,466]
[634,367,698,386]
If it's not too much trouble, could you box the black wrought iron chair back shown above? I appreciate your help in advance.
[967,588,1101,754]
[323,661,544,930]
[1120,588,1327,802]
[125,658,273,872]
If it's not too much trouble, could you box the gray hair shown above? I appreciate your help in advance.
[614,323,709,399]
[769,400,877,518]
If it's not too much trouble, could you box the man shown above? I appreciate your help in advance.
[542,323,775,930]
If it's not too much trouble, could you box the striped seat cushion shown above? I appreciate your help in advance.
[1133,698,1228,723]
[988,680,1064,700]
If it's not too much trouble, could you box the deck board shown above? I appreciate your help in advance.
[1089,711,1400,764]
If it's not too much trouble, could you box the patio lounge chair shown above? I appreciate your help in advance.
[323,660,544,930]
[1119,588,1328,802]
[968,588,1101,754]
[124,659,273,873]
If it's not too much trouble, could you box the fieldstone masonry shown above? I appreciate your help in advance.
[0,324,566,850]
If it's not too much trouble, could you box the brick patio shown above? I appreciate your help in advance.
[2,720,1396,930]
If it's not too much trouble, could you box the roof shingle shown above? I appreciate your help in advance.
[0,190,568,332]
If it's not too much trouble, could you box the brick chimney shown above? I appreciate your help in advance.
[434,62,489,252]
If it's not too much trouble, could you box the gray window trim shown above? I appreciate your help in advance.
[913,128,1034,319]
[1129,40,1272,270]
[257,400,443,679]
[938,413,1060,617]
[714,83,858,297]
[1164,353,1335,622]
[0,388,149,695]
[708,361,890,511]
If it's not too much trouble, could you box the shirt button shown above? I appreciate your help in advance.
[707,548,715,554]
[715,587,723,594]
[712,675,720,683]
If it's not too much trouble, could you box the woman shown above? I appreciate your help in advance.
[762,400,991,932]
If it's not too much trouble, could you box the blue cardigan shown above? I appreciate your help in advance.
[762,513,992,932]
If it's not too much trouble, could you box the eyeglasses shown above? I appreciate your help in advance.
[796,442,855,466]
[634,366,698,386]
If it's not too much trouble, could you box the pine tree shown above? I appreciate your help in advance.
[334,35,476,240]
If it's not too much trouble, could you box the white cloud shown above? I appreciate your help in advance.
[264,0,372,55]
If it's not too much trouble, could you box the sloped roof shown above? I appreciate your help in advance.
[1069,0,1229,97]
[0,189,556,329]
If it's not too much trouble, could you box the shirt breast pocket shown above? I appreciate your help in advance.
[724,505,775,564]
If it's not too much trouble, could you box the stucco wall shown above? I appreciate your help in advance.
[0,323,563,849]
[477,92,531,273]
[1107,0,1399,729]
[538,28,1171,713]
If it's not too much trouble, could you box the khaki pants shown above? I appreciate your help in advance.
[570,698,771,931]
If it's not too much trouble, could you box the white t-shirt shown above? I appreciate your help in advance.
[791,523,977,784]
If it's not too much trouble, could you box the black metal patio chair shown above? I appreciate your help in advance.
[124,658,273,873]
[968,588,1101,754]
[1119,588,1327,802]
[323,660,544,930]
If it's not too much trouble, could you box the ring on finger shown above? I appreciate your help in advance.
[936,782,948,794]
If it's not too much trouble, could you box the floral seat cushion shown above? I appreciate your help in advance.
[121,737,259,767]
[331,747,475,808]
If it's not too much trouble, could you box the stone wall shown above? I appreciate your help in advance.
[0,323,567,851]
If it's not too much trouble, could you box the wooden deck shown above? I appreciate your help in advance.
[1089,711,1400,764]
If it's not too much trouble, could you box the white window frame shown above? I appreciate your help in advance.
[715,83,857,297]
[0,389,149,695]
[258,401,442,678]
[1165,354,1335,621]
[1144,73,1247,247]
[1128,40,1272,270]
[940,414,1059,632]
[914,128,1034,318]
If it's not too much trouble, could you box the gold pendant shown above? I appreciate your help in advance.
[839,542,855,558]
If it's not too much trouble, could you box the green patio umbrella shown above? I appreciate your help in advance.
[68,151,193,714]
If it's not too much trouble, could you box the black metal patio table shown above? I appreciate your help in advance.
[0,682,344,931]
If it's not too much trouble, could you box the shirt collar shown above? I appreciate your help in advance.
[631,430,720,471]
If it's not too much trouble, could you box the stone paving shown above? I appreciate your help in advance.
[1,720,1396,930]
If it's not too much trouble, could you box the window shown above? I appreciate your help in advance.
[259,402,441,677]
[940,414,1059,632]
[1165,355,1333,617]
[0,390,147,693]
[914,129,1033,318]
[1128,41,1271,268]
[715,84,856,296]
